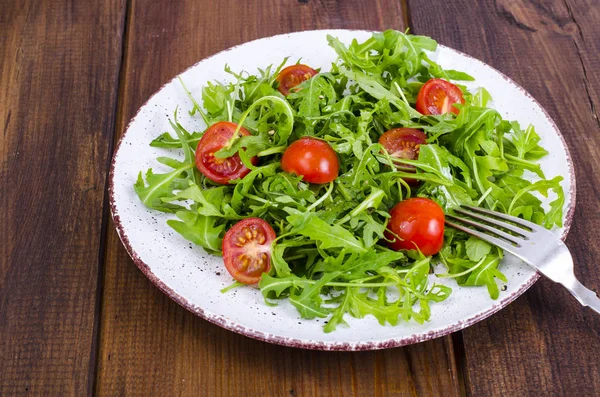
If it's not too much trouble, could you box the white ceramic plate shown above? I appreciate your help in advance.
[109,30,576,350]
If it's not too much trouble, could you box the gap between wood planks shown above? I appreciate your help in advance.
[90,0,132,395]
[562,0,600,129]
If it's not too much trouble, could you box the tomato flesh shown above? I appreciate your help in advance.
[195,121,257,184]
[275,64,318,96]
[385,198,445,256]
[281,137,339,184]
[379,128,426,160]
[379,128,427,184]
[416,78,465,115]
[222,218,276,284]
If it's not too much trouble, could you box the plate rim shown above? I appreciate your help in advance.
[108,29,577,351]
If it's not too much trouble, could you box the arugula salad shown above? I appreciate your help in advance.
[134,30,564,332]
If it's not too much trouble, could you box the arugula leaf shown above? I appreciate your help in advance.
[321,249,405,280]
[150,131,203,149]
[445,70,476,81]
[463,254,506,299]
[167,211,224,254]
[323,287,353,332]
[202,81,232,115]
[270,242,293,277]
[416,144,475,210]
[134,160,193,213]
[213,132,271,159]
[287,212,367,254]
[505,123,548,160]
[465,237,492,262]
[258,273,310,298]
[178,77,209,125]
[289,272,340,319]
[231,163,280,211]
[170,184,230,218]
[473,87,492,107]
[346,291,403,326]
[169,110,201,185]
[342,68,420,119]
[287,73,338,134]
[508,176,564,228]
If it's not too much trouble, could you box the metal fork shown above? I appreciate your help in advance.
[445,205,600,315]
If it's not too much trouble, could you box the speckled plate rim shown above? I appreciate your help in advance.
[108,29,576,351]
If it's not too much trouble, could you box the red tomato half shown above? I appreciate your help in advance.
[275,64,318,95]
[222,218,276,284]
[416,78,465,115]
[379,128,427,185]
[379,128,427,160]
[281,137,339,184]
[385,198,445,256]
[195,121,258,184]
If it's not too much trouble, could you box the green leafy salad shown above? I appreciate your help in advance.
[134,30,564,332]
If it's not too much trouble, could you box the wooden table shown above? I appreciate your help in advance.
[2,0,600,395]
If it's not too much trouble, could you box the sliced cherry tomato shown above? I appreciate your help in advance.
[281,137,339,184]
[195,121,258,184]
[385,198,445,256]
[379,128,427,185]
[416,78,465,115]
[222,218,276,284]
[275,64,318,95]
[379,128,427,160]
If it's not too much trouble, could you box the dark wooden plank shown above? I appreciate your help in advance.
[0,0,126,395]
[566,0,600,126]
[96,1,464,395]
[409,0,600,395]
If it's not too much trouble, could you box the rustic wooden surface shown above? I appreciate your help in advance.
[0,0,126,395]
[1,0,599,395]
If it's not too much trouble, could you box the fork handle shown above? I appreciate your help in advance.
[564,279,600,315]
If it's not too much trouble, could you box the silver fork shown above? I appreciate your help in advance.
[446,205,600,315]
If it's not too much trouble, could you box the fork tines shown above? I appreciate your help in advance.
[445,205,540,251]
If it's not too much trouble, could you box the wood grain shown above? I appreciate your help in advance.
[409,0,600,395]
[0,0,125,395]
[95,1,464,396]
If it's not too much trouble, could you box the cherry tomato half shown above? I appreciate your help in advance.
[281,137,339,184]
[379,128,427,185]
[416,78,465,115]
[195,121,258,184]
[379,128,427,160]
[222,218,276,284]
[385,198,445,256]
[275,64,318,96]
